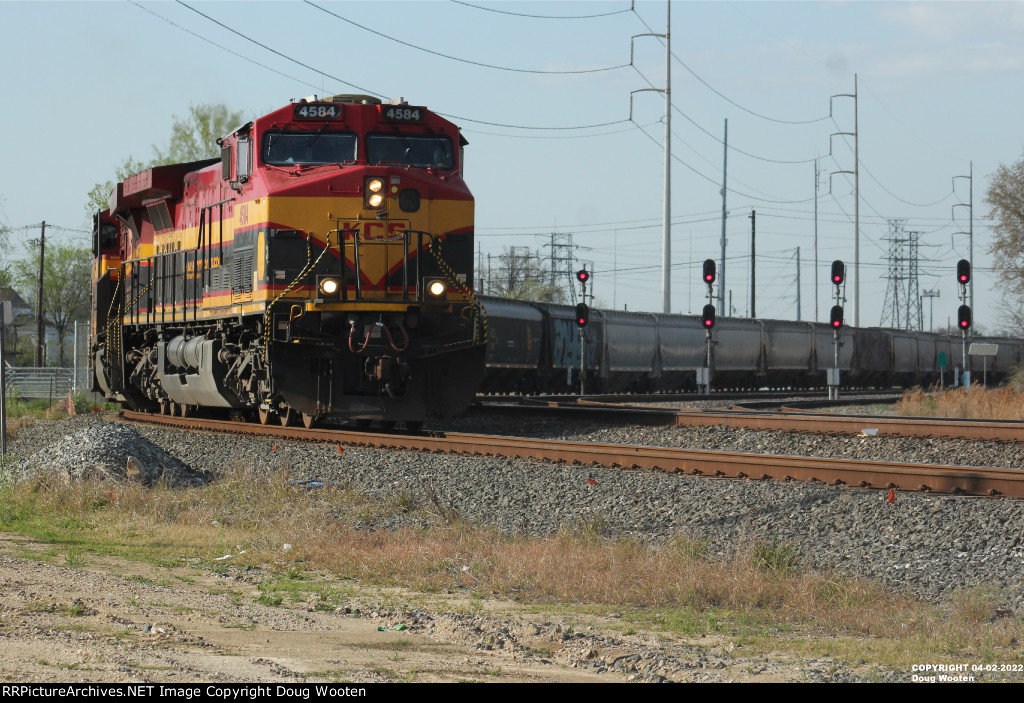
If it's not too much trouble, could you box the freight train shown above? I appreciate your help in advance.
[478,296,1024,394]
[91,95,485,428]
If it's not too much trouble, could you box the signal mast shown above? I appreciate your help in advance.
[828,260,846,400]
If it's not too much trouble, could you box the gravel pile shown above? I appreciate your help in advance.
[13,418,203,487]
[7,411,1024,613]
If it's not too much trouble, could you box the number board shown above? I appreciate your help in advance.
[293,103,342,120]
[382,106,425,123]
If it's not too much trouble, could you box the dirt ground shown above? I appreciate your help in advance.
[0,533,898,684]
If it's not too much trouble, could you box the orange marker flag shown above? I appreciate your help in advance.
[337,444,344,455]
[887,488,896,504]
[587,476,599,486]
[272,444,279,452]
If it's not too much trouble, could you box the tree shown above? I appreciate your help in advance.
[485,246,568,303]
[85,104,244,216]
[153,104,243,164]
[987,148,1024,332]
[13,241,92,366]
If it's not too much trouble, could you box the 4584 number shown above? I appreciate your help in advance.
[293,104,341,120]
[383,107,423,122]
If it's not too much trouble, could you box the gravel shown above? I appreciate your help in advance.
[8,408,1024,614]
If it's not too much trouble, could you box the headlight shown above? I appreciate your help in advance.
[424,278,447,299]
[365,178,385,209]
[318,277,340,296]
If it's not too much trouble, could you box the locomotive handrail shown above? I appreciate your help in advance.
[335,225,434,303]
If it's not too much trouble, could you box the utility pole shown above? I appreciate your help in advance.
[627,0,670,312]
[661,0,671,313]
[922,289,940,331]
[829,75,859,325]
[35,221,46,367]
[719,118,728,313]
[814,159,820,322]
[854,73,859,327]
[953,162,974,318]
[796,247,801,321]
[749,210,756,318]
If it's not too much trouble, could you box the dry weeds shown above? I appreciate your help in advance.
[1,463,1022,665]
[897,385,1024,421]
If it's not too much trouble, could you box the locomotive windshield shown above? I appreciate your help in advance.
[262,130,357,165]
[366,134,454,169]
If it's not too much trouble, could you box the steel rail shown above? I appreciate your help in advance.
[121,411,1024,498]
[482,398,1024,442]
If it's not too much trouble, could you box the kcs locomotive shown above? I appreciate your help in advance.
[91,95,485,428]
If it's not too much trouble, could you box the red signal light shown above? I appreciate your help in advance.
[701,304,716,329]
[702,259,716,284]
[576,269,590,284]
[830,305,844,328]
[957,260,970,285]
[831,260,845,286]
[575,303,590,327]
[958,304,971,329]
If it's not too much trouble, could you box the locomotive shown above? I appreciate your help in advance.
[477,296,1024,394]
[91,95,485,428]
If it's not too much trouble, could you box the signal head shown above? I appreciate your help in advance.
[701,304,716,329]
[958,304,971,330]
[575,302,590,327]
[957,259,971,285]
[703,259,716,284]
[830,305,844,328]
[831,260,845,286]
[576,269,590,284]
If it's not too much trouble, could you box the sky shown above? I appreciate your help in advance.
[1,0,1022,332]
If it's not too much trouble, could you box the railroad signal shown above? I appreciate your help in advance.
[831,260,845,286]
[958,304,971,330]
[701,304,716,329]
[702,259,716,284]
[957,259,971,285]
[830,305,844,328]
[576,269,590,285]
[575,303,590,327]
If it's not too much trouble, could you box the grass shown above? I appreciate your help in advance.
[2,394,111,427]
[896,382,1024,420]
[1,462,1023,672]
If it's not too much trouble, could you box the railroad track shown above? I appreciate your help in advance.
[121,410,1024,499]
[475,397,1024,442]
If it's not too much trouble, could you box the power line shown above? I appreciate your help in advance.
[462,120,656,139]
[130,1,324,93]
[630,6,829,125]
[174,0,630,133]
[176,1,383,97]
[451,0,632,20]
[305,1,630,75]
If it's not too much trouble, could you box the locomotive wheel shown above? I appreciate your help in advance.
[379,420,397,431]
[355,419,372,430]
[405,420,423,433]
[301,413,317,429]
[258,406,273,425]
[279,406,294,427]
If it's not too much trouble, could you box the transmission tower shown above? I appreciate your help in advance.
[880,219,907,329]
[546,232,578,303]
[905,230,922,331]
[880,220,924,330]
